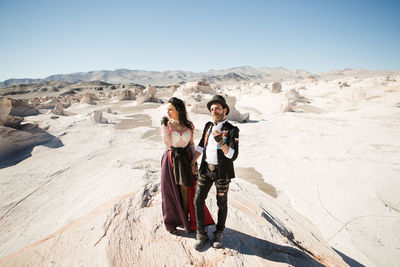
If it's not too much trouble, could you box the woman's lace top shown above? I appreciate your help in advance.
[161,121,192,148]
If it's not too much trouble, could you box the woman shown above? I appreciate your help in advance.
[160,97,214,234]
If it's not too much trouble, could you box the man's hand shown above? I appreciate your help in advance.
[213,129,221,137]
[213,129,224,146]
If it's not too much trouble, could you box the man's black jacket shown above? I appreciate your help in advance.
[197,121,239,181]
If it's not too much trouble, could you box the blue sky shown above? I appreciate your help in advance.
[0,0,399,81]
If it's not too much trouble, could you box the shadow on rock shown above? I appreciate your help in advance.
[333,248,364,267]
[223,228,325,267]
[0,123,64,168]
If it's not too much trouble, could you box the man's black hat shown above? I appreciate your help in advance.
[207,95,230,115]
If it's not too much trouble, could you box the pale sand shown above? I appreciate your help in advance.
[114,114,151,130]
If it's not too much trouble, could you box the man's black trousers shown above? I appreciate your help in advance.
[194,166,230,233]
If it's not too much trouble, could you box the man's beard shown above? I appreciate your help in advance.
[213,113,224,124]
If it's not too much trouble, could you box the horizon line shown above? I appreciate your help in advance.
[2,65,400,83]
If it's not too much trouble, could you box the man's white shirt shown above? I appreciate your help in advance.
[196,119,234,165]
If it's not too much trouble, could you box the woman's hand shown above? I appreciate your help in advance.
[161,116,169,126]
[191,162,199,175]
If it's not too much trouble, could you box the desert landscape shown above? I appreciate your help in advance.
[1,67,400,266]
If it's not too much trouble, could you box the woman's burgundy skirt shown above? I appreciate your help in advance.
[161,149,214,232]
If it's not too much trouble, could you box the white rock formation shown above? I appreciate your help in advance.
[37,99,59,110]
[271,82,282,93]
[92,110,107,123]
[10,99,39,116]
[117,90,136,101]
[0,124,57,162]
[225,96,250,122]
[83,92,98,101]
[28,98,41,108]
[175,91,249,123]
[282,89,312,112]
[0,97,12,125]
[80,97,96,105]
[52,103,66,116]
[0,181,346,266]
[136,84,160,105]
[175,81,216,96]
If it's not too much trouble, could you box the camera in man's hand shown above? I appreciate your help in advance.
[161,116,169,126]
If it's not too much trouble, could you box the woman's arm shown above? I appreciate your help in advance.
[160,124,172,148]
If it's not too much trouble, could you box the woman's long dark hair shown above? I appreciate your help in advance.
[168,97,193,130]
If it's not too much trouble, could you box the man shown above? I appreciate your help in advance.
[191,95,239,250]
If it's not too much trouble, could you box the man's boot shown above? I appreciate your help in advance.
[212,230,223,249]
[193,231,209,250]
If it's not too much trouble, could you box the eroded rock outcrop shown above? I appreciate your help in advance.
[0,97,12,125]
[175,81,216,95]
[10,99,39,117]
[0,123,61,163]
[52,103,66,116]
[92,111,107,123]
[175,89,249,123]
[83,92,98,101]
[225,96,250,122]
[282,89,312,112]
[0,182,347,266]
[80,97,97,105]
[271,82,282,93]
[117,90,136,101]
[136,84,162,105]
[36,99,59,110]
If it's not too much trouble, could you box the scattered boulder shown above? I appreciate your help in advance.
[92,110,107,123]
[80,97,96,105]
[271,82,282,93]
[385,76,396,82]
[29,98,41,108]
[52,103,66,116]
[64,95,78,104]
[83,92,98,101]
[339,81,350,88]
[37,99,59,110]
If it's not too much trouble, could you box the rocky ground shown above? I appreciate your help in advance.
[1,72,400,266]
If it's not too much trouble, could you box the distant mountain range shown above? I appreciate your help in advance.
[1,66,399,88]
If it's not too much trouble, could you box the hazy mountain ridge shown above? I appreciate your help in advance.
[2,66,399,88]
